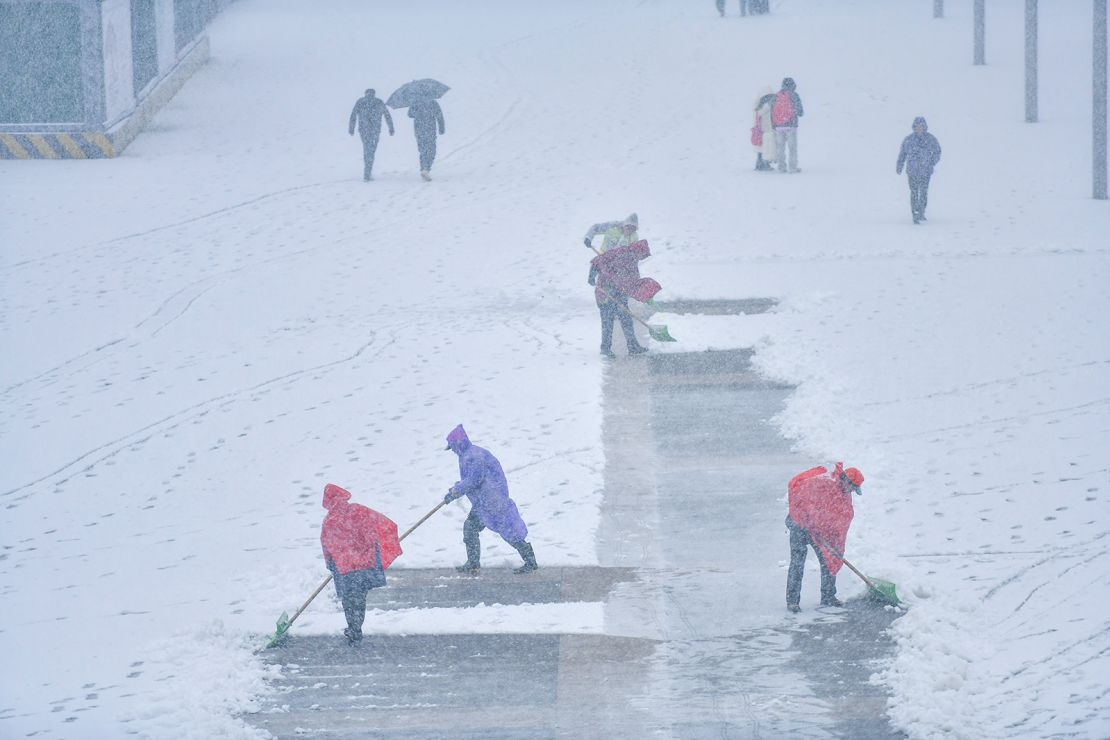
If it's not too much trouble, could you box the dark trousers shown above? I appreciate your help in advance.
[341,587,368,634]
[716,0,748,13]
[334,567,385,636]
[462,509,533,566]
[360,132,380,180]
[786,517,837,605]
[599,297,641,353]
[417,134,437,171]
[909,173,931,218]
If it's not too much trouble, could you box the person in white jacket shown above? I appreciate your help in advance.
[752,87,777,171]
[583,213,639,253]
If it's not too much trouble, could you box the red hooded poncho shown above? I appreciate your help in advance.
[590,240,662,306]
[787,464,855,575]
[320,484,402,575]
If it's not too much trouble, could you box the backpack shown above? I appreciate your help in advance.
[771,91,795,126]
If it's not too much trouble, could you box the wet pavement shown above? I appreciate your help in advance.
[250,313,903,738]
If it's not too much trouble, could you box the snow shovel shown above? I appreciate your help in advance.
[601,286,677,343]
[809,532,901,607]
[588,246,676,343]
[262,500,446,650]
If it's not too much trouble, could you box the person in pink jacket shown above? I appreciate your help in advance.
[587,240,661,358]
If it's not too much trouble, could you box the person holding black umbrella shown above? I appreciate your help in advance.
[385,79,450,181]
[409,99,445,181]
[348,89,394,182]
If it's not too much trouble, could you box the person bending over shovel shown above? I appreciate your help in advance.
[443,424,538,574]
[587,240,661,358]
[321,483,402,645]
[784,462,864,612]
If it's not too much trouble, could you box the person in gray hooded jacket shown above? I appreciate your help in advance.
[583,213,639,254]
[348,89,394,181]
[895,117,942,224]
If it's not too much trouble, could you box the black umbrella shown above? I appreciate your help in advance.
[386,78,450,109]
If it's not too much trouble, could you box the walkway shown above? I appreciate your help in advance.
[250,309,902,738]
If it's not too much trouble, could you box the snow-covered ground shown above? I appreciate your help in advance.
[1,0,1107,737]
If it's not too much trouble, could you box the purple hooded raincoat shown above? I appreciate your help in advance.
[446,425,528,543]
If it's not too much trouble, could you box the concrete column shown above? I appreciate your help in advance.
[155,0,177,74]
[1026,0,1038,122]
[974,0,986,65]
[1096,0,1108,199]
[81,0,106,129]
[100,0,135,125]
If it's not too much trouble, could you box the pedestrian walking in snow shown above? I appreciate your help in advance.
[771,77,804,173]
[716,0,749,15]
[896,116,942,224]
[348,89,394,182]
[752,87,777,171]
[583,213,639,254]
[320,483,402,645]
[750,0,769,12]
[443,425,538,574]
[588,240,662,358]
[408,99,445,181]
[784,462,864,612]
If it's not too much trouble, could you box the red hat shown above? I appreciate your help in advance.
[844,467,864,487]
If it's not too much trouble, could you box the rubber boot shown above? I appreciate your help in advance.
[512,541,538,574]
[456,524,482,573]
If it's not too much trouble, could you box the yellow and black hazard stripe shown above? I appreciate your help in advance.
[0,132,116,159]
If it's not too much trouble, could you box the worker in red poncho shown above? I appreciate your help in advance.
[785,462,864,612]
[320,483,402,645]
[587,240,661,358]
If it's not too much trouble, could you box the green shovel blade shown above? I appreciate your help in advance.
[648,324,676,342]
[264,611,291,649]
[866,578,901,607]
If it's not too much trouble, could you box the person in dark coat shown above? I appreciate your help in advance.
[896,116,942,224]
[785,463,863,613]
[716,0,748,15]
[348,89,394,182]
[772,77,804,173]
[408,99,445,181]
[443,424,538,574]
[320,483,402,644]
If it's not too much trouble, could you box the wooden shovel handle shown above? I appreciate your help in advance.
[400,500,445,541]
[287,573,334,627]
[809,531,877,591]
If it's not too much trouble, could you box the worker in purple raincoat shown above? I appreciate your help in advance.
[443,424,538,574]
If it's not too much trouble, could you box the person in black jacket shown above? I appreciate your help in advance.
[408,99,445,181]
[896,117,942,224]
[348,89,394,182]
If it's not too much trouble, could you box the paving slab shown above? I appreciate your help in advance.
[361,566,637,610]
